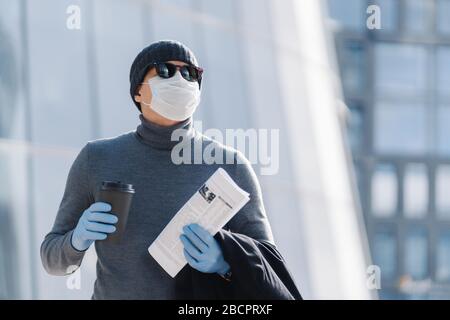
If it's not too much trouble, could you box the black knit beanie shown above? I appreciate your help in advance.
[129,40,200,112]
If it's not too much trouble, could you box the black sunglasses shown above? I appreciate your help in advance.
[150,62,203,83]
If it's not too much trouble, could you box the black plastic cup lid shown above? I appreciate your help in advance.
[101,181,135,193]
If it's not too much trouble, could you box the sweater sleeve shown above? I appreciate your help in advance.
[40,143,94,275]
[225,150,275,245]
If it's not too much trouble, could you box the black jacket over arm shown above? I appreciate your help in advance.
[175,229,302,300]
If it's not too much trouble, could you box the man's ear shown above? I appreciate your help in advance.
[134,84,142,103]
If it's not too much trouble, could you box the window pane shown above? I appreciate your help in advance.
[327,0,365,30]
[436,165,450,217]
[437,105,450,156]
[0,0,24,140]
[404,0,431,34]
[374,102,427,155]
[371,164,397,217]
[167,0,193,8]
[347,103,364,151]
[403,164,428,218]
[240,0,271,36]
[0,150,12,298]
[200,0,236,21]
[203,24,249,129]
[341,41,365,94]
[437,47,450,99]
[375,44,427,97]
[94,0,147,138]
[27,0,92,147]
[353,162,364,197]
[437,233,450,281]
[404,228,428,280]
[437,0,450,34]
[373,230,397,280]
[0,144,29,298]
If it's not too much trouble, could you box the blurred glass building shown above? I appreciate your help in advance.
[327,0,450,299]
[0,0,372,299]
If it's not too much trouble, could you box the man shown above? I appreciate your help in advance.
[41,40,275,299]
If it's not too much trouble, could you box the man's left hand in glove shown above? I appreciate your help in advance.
[180,223,231,276]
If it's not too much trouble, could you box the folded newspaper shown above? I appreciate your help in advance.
[148,167,250,278]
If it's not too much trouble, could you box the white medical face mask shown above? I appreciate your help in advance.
[141,71,201,121]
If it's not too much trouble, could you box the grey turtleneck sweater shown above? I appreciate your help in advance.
[40,114,275,299]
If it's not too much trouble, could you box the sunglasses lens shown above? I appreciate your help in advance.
[156,63,175,78]
[181,66,201,82]
[179,66,192,81]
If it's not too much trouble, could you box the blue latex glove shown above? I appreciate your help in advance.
[71,202,118,251]
[180,223,230,276]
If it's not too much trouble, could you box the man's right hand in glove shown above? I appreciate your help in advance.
[71,202,118,251]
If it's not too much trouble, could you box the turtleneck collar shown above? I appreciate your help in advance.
[135,114,195,150]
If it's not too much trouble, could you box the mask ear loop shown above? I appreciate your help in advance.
[135,63,156,107]
[138,81,152,106]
